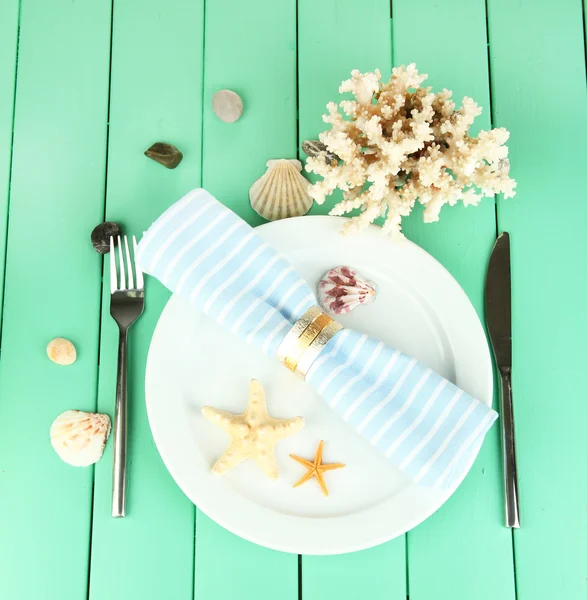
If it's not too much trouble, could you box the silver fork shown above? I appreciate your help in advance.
[109,235,145,518]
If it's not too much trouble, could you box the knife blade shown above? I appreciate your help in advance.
[485,232,520,528]
[486,232,512,372]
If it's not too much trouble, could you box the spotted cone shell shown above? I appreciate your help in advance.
[50,410,111,467]
[318,266,377,315]
[249,159,313,221]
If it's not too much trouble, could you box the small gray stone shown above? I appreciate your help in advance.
[212,89,243,123]
[145,142,183,169]
[498,157,510,175]
[302,140,339,165]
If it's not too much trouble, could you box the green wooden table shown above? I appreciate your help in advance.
[1,0,586,598]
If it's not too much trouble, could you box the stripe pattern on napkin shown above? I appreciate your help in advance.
[137,189,497,489]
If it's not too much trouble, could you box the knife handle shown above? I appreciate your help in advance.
[499,370,520,528]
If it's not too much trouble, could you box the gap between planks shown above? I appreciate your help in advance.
[86,0,114,598]
[484,0,517,597]
[484,0,499,240]
[0,0,22,349]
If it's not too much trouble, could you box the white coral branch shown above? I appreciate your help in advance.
[307,65,517,237]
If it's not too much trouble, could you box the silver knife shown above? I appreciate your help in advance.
[485,232,520,528]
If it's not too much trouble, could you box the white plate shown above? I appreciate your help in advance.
[145,216,492,555]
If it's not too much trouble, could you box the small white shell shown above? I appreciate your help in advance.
[50,410,111,467]
[249,159,313,221]
[318,266,376,315]
[47,337,77,365]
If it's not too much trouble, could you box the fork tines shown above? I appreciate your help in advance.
[109,235,144,293]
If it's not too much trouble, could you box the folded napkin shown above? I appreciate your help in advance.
[137,189,497,489]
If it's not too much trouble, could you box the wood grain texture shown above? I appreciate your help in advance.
[0,2,586,599]
[195,514,298,600]
[488,0,587,597]
[302,544,406,600]
[298,2,406,598]
[194,2,299,597]
[392,1,516,599]
[0,0,111,598]
[298,0,395,216]
[0,0,19,319]
[201,0,298,226]
[87,2,204,599]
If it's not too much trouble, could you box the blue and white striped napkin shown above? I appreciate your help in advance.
[137,189,497,489]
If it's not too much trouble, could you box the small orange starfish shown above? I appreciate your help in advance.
[290,440,345,497]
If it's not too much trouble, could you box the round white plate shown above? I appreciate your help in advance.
[146,216,492,555]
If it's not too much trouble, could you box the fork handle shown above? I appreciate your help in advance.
[112,327,128,518]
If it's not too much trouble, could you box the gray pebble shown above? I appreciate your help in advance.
[498,157,510,175]
[212,90,243,123]
[145,142,183,169]
[302,140,339,165]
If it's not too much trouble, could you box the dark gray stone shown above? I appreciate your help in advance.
[302,140,339,165]
[145,142,183,169]
[91,221,122,254]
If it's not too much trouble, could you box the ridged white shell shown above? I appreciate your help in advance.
[50,410,111,467]
[318,266,376,315]
[249,159,313,221]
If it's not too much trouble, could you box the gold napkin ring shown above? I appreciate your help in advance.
[277,307,344,378]
[296,319,343,378]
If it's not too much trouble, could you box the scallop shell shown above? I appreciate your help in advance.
[249,159,313,221]
[318,266,376,315]
[50,410,111,467]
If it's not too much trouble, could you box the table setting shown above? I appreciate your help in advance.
[1,0,583,597]
[49,66,518,553]
[138,188,503,553]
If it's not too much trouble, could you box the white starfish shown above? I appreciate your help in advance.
[202,379,304,478]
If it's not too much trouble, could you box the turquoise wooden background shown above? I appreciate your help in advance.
[0,0,585,599]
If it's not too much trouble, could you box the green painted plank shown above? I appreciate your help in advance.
[201,0,298,225]
[0,0,19,318]
[392,1,516,599]
[488,0,587,598]
[195,514,298,599]
[88,2,204,599]
[302,544,405,600]
[0,0,111,598]
[298,1,406,599]
[195,1,299,598]
[299,0,395,218]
